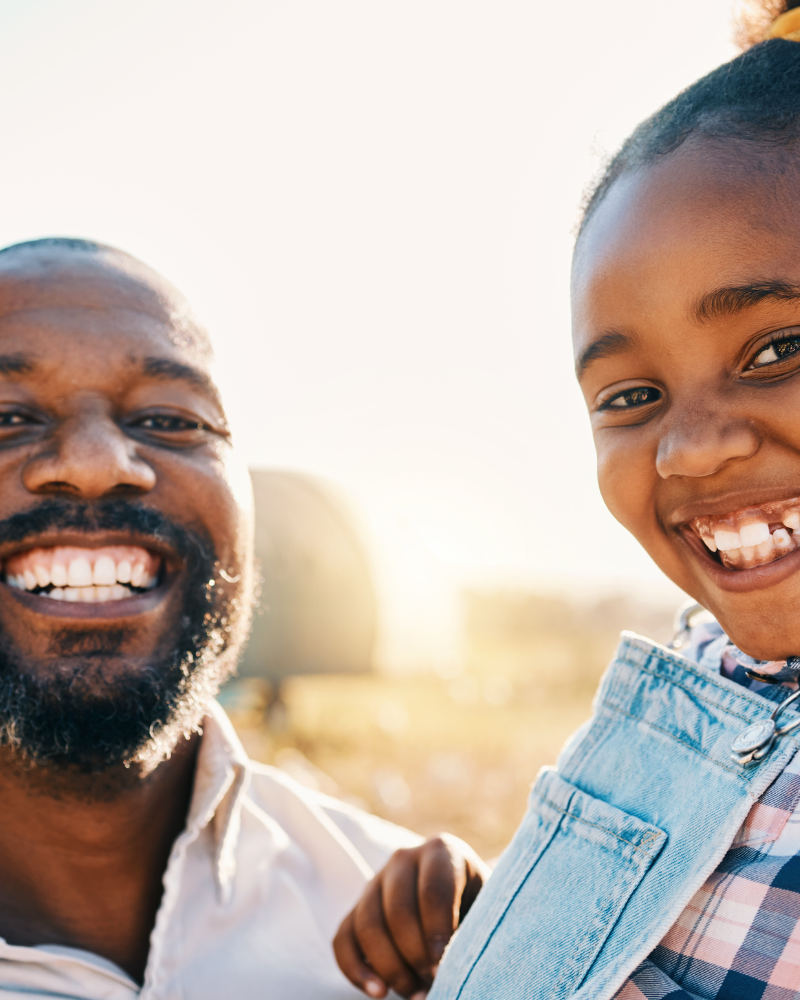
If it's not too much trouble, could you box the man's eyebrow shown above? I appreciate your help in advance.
[693,281,800,322]
[0,353,34,376]
[141,356,215,393]
[575,331,636,378]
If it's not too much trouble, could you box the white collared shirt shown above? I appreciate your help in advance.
[0,701,422,999]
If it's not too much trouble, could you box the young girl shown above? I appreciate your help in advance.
[335,2,800,997]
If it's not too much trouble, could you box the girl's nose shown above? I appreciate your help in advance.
[22,399,156,499]
[655,406,760,480]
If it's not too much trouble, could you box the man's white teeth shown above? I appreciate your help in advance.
[46,584,133,602]
[56,584,135,603]
[93,555,116,586]
[6,574,149,598]
[3,545,160,601]
[6,579,137,602]
[774,527,793,550]
[67,557,92,588]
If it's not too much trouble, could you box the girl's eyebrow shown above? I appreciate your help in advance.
[693,281,800,322]
[577,283,800,380]
[575,330,635,379]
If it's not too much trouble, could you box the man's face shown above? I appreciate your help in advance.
[573,142,800,661]
[0,245,253,769]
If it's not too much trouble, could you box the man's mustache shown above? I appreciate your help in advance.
[0,499,212,571]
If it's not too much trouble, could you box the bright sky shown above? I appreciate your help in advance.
[0,0,740,602]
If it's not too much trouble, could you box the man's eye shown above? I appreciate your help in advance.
[752,337,800,367]
[137,415,204,432]
[602,387,662,410]
[0,412,31,427]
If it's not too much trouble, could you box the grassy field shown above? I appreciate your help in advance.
[223,591,676,860]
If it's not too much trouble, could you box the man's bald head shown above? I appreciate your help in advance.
[0,237,212,360]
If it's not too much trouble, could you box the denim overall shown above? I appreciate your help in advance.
[428,632,800,1000]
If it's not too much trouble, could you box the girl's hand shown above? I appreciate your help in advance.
[333,834,489,999]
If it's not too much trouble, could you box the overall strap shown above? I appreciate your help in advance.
[430,633,800,1000]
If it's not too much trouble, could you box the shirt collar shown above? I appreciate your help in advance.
[686,619,798,703]
[184,700,251,902]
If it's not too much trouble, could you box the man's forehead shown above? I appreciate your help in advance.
[0,244,212,363]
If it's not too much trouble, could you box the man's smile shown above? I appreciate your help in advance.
[5,543,160,603]
[0,527,183,619]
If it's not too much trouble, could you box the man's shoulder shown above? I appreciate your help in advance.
[243,759,423,873]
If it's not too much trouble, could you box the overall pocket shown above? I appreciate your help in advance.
[433,769,667,1000]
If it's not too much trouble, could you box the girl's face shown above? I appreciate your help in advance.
[573,141,800,660]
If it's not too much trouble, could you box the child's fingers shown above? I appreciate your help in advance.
[333,910,388,998]
[352,879,426,998]
[381,850,433,981]
[417,836,465,967]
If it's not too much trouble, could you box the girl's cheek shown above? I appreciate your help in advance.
[595,435,656,539]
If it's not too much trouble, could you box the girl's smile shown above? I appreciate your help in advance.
[572,139,800,661]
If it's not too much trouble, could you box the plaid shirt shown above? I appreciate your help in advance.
[616,628,800,1000]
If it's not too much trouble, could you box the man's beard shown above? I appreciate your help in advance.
[0,500,249,774]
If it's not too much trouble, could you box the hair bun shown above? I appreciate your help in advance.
[736,1,800,49]
[767,5,800,39]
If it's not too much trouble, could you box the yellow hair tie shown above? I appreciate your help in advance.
[767,7,800,41]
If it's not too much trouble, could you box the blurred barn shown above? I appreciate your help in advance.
[235,469,377,700]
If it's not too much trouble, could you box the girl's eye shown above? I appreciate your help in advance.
[601,386,662,410]
[751,336,800,367]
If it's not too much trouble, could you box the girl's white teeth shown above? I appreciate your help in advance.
[694,502,800,571]
[755,537,774,560]
[2,545,160,601]
[739,521,770,547]
[785,511,800,531]
[714,529,742,551]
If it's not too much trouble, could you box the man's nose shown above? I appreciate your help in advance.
[655,404,761,479]
[22,401,156,498]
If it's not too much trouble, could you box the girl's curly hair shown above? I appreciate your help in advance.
[580,2,800,235]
